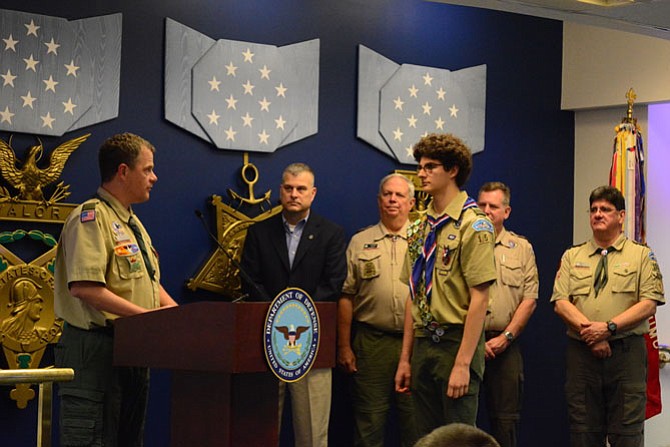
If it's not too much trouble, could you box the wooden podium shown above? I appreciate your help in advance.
[113,301,336,447]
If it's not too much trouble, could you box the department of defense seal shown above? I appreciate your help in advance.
[264,287,320,383]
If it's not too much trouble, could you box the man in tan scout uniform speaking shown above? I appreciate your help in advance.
[54,133,178,446]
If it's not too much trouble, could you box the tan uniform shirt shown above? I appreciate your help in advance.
[485,228,539,331]
[342,222,409,333]
[551,233,665,339]
[401,191,497,330]
[54,187,161,329]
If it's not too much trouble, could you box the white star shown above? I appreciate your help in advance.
[393,97,404,111]
[207,110,220,125]
[408,85,419,98]
[449,104,459,117]
[275,83,287,98]
[23,54,39,71]
[63,98,77,114]
[64,60,80,77]
[208,76,221,91]
[1,69,17,87]
[224,126,237,141]
[258,65,271,80]
[3,34,19,52]
[44,37,60,55]
[258,129,270,144]
[436,87,446,101]
[241,112,254,127]
[407,114,418,128]
[242,48,254,63]
[43,75,59,93]
[423,72,433,86]
[25,20,40,37]
[242,80,255,95]
[41,112,55,129]
[258,97,271,112]
[421,131,429,138]
[393,127,403,141]
[434,116,445,130]
[225,94,238,110]
[0,106,15,124]
[275,115,286,130]
[405,145,414,158]
[225,61,238,76]
[21,91,36,108]
[421,102,432,115]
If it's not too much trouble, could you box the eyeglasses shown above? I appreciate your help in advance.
[589,206,619,214]
[416,162,443,174]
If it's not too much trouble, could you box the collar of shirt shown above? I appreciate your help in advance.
[97,186,133,222]
[427,190,468,221]
[588,233,627,257]
[374,221,409,242]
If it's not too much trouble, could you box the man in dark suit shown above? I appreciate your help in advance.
[241,162,347,447]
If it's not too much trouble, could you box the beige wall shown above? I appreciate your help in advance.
[562,22,670,110]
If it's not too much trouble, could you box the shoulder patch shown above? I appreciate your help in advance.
[472,218,494,233]
[354,224,374,235]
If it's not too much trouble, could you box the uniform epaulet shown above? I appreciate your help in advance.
[507,230,527,240]
[354,224,374,235]
[570,241,587,249]
[631,239,647,247]
[472,207,486,217]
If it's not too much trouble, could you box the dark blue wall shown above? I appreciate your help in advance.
[0,0,574,445]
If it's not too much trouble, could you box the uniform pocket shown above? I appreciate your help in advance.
[611,265,637,293]
[569,268,592,296]
[500,258,523,287]
[59,387,104,446]
[114,253,145,280]
[357,253,381,280]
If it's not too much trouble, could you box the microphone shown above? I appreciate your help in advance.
[194,210,270,302]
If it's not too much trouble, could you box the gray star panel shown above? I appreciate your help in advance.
[0,10,120,136]
[357,45,486,165]
[192,40,298,152]
[164,18,215,143]
[0,9,93,136]
[164,18,319,153]
[67,13,122,132]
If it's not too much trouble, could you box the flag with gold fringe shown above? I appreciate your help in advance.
[608,88,661,419]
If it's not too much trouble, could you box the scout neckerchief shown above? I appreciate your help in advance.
[593,245,616,297]
[96,194,156,281]
[408,197,477,330]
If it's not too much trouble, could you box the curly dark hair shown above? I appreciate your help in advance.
[413,133,472,187]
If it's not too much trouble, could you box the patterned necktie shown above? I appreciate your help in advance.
[128,215,156,281]
[593,246,615,296]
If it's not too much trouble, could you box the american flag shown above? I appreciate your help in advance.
[357,45,486,165]
[192,40,300,152]
[0,9,93,136]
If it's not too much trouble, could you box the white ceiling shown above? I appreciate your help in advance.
[432,0,670,40]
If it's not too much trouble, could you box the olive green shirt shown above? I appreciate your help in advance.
[484,228,539,331]
[401,191,497,331]
[54,187,161,329]
[550,233,665,339]
[342,222,409,333]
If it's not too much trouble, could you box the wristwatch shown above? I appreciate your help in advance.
[504,331,515,342]
[606,320,617,336]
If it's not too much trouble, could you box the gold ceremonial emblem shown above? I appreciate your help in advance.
[188,153,281,299]
[395,169,429,221]
[0,133,89,408]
